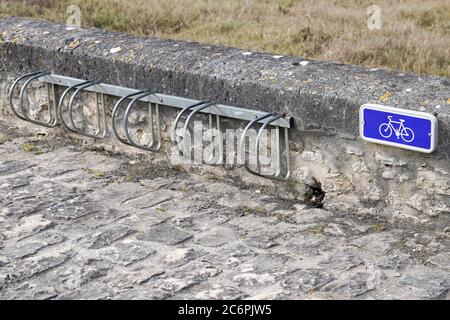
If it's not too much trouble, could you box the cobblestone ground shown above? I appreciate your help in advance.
[0,122,449,300]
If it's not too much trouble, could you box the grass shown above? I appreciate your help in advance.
[86,168,106,178]
[310,225,325,235]
[0,134,11,144]
[22,142,44,154]
[371,223,387,232]
[0,0,448,77]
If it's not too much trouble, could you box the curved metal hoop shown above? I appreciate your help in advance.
[57,80,93,134]
[238,113,274,164]
[122,91,162,151]
[181,103,215,160]
[8,71,58,127]
[171,101,212,145]
[239,113,291,180]
[66,80,107,139]
[171,101,214,158]
[111,90,151,145]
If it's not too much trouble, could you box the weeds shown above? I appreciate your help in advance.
[22,142,43,154]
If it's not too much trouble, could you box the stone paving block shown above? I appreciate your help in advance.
[181,282,244,300]
[57,263,111,290]
[321,272,375,298]
[1,232,65,259]
[199,244,257,270]
[0,174,32,190]
[243,230,279,249]
[98,238,156,266]
[318,250,364,271]
[238,253,292,275]
[125,189,183,209]
[283,233,336,257]
[1,197,55,217]
[0,255,10,267]
[398,268,449,299]
[293,208,334,224]
[193,226,239,247]
[217,192,266,209]
[1,214,54,240]
[10,251,70,283]
[121,210,174,230]
[351,232,397,255]
[0,160,36,176]
[227,214,276,232]
[154,262,222,295]
[283,268,336,293]
[44,197,96,220]
[56,283,115,300]
[426,252,450,270]
[137,223,193,245]
[161,247,206,268]
[232,272,277,287]
[87,182,150,204]
[85,226,135,249]
[0,281,58,300]
[112,287,169,300]
[103,267,166,290]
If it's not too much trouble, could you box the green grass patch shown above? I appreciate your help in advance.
[86,168,106,178]
[22,143,44,155]
[0,134,11,145]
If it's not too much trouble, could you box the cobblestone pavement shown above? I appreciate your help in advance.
[0,122,449,300]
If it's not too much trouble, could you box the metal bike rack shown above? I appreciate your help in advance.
[9,72,293,180]
[238,113,291,180]
[58,80,107,139]
[111,90,162,151]
[8,71,58,128]
[174,102,224,165]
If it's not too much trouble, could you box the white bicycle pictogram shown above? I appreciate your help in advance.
[378,116,414,143]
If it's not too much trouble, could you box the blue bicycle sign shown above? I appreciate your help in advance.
[360,104,438,153]
[378,116,414,142]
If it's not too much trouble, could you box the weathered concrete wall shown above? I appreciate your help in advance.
[0,17,449,225]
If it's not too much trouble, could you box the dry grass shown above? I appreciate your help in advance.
[0,0,448,77]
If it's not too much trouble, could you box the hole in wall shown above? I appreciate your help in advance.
[306,182,325,208]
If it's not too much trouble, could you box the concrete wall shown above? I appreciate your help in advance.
[0,17,449,225]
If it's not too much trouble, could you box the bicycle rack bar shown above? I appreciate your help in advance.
[204,113,223,165]
[58,80,93,133]
[239,113,291,180]
[9,71,58,128]
[41,74,293,128]
[238,113,274,164]
[171,101,211,145]
[171,101,213,157]
[67,80,107,139]
[122,91,162,151]
[182,103,216,161]
[111,90,151,145]
[17,73,294,180]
